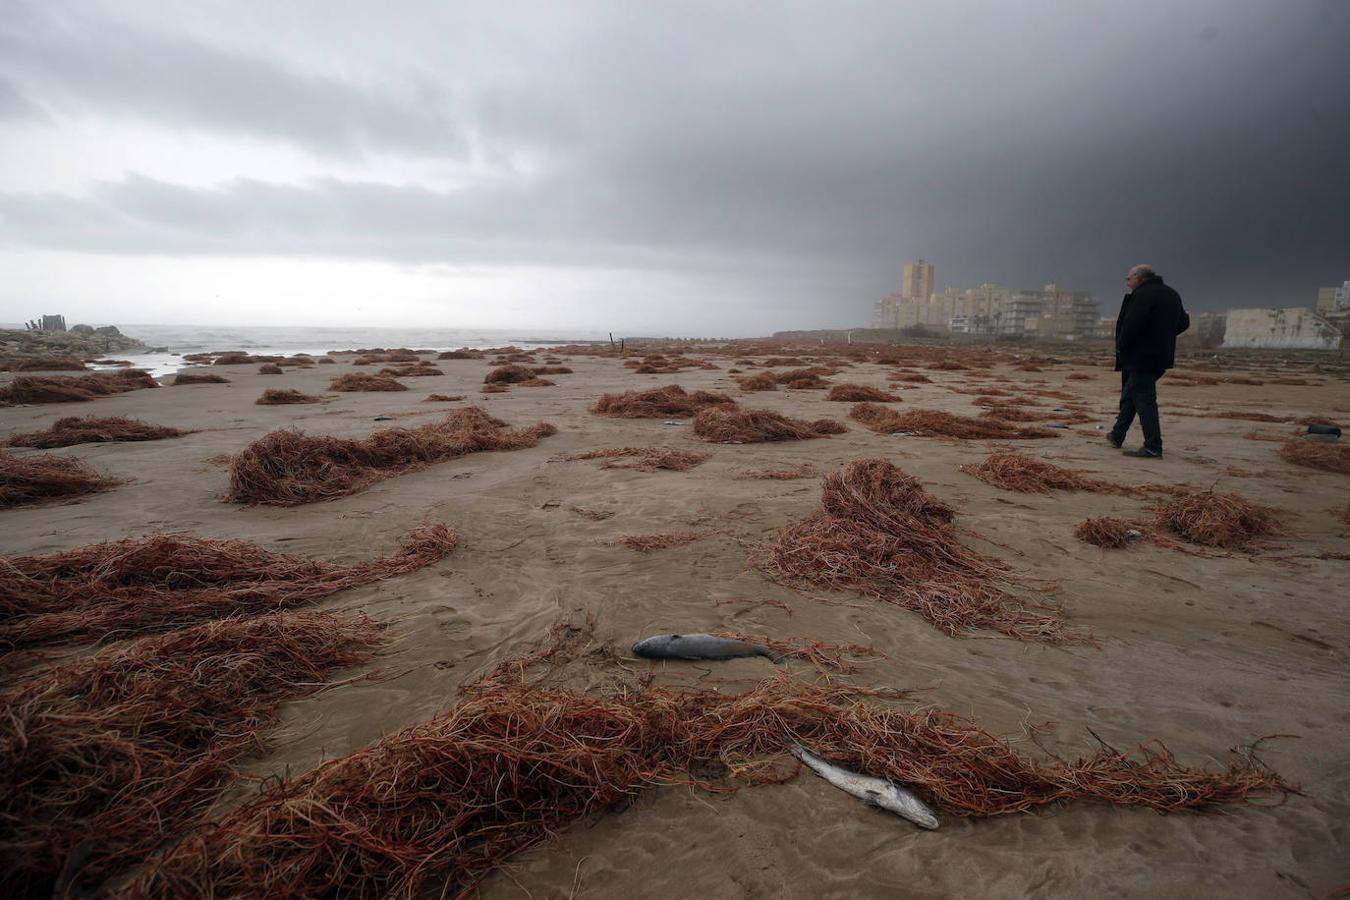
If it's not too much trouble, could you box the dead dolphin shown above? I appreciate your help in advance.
[789,742,939,830]
[632,633,776,662]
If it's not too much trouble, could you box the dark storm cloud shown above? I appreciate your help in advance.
[1,0,1348,315]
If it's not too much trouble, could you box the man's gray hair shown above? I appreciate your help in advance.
[1128,264,1155,280]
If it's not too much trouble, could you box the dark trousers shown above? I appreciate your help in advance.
[1110,369,1163,453]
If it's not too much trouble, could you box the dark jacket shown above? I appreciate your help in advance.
[1114,275,1189,373]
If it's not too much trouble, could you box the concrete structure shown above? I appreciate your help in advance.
[873,294,901,329]
[1001,291,1045,336]
[872,274,1096,338]
[1317,286,1337,313]
[1222,308,1341,351]
[901,259,935,301]
[1193,311,1228,348]
[25,315,67,332]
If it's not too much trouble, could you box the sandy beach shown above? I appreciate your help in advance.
[2,344,1347,898]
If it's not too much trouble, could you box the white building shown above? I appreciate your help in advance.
[1223,308,1341,351]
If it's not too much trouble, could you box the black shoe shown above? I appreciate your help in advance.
[1122,447,1162,459]
[1107,435,1123,449]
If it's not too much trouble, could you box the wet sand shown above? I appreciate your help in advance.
[2,349,1347,897]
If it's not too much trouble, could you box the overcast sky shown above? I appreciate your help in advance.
[1,1,1346,334]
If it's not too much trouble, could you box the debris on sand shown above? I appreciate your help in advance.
[756,458,1080,642]
[692,408,845,443]
[592,384,737,418]
[0,370,158,405]
[256,388,325,405]
[128,651,1291,898]
[172,372,230,385]
[0,612,386,895]
[0,522,457,649]
[0,451,121,509]
[226,407,556,505]
[329,372,407,392]
[1074,517,1135,548]
[961,451,1141,495]
[1277,440,1350,475]
[1152,489,1281,549]
[850,404,1058,439]
[568,447,710,472]
[826,384,903,402]
[5,416,183,449]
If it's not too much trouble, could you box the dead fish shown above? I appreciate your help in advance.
[632,633,776,662]
[789,742,939,830]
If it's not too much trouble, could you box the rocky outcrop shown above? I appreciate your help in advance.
[0,327,145,370]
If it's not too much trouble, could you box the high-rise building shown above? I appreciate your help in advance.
[1317,286,1337,313]
[1325,281,1350,314]
[901,259,935,301]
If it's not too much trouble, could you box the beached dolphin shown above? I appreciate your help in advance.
[789,742,940,830]
[632,633,776,662]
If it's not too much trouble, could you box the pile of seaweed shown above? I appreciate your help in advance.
[850,404,1058,439]
[961,451,1141,495]
[0,451,121,509]
[226,407,556,504]
[1151,489,1281,549]
[692,408,846,443]
[0,370,158,405]
[329,372,407,392]
[0,612,387,896]
[568,447,710,472]
[5,416,184,449]
[0,522,457,649]
[256,388,325,405]
[128,639,1292,898]
[172,371,230,385]
[755,458,1078,641]
[592,384,736,418]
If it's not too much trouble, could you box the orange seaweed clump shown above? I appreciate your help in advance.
[961,451,1140,495]
[126,649,1291,898]
[756,457,1079,642]
[5,416,183,449]
[692,408,844,443]
[1151,489,1280,549]
[0,612,387,896]
[736,372,779,391]
[0,522,457,650]
[591,384,736,418]
[850,404,1057,439]
[172,371,230,385]
[1074,517,1135,548]
[329,372,407,392]
[0,451,121,509]
[1277,440,1350,475]
[226,407,556,505]
[0,370,157,405]
[568,447,710,472]
[256,389,325,405]
[826,384,902,402]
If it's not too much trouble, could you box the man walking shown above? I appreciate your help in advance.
[1108,264,1189,459]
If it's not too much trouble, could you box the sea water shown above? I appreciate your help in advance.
[84,324,613,376]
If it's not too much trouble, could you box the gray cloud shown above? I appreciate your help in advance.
[0,7,466,157]
[0,77,46,121]
[2,0,1348,319]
